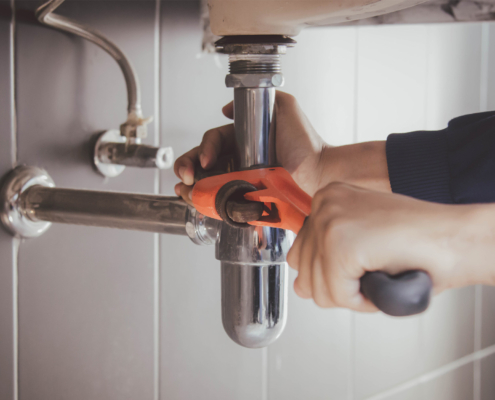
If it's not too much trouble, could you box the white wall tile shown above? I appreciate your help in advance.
[384,362,473,400]
[268,273,352,400]
[356,24,429,142]
[481,352,495,400]
[355,289,475,400]
[425,23,482,130]
[420,361,473,400]
[481,286,495,348]
[354,313,423,399]
[485,22,495,110]
[283,26,358,146]
[420,288,475,371]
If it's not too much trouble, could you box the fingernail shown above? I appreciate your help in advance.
[199,153,207,169]
[178,166,186,180]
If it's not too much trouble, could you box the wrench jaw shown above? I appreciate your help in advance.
[192,167,312,233]
[214,180,263,228]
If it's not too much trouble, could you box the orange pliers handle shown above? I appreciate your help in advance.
[191,167,312,234]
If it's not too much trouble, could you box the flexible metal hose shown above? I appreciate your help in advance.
[36,0,143,120]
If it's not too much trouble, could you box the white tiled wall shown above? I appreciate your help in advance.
[2,1,495,399]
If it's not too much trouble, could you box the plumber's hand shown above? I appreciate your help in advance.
[287,182,494,312]
[174,91,392,204]
[174,91,326,204]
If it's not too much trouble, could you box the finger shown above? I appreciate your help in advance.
[287,215,311,271]
[179,183,194,206]
[294,276,312,299]
[199,124,235,169]
[348,289,379,313]
[311,256,338,308]
[174,183,181,196]
[293,225,315,299]
[287,236,302,272]
[222,101,234,119]
[328,269,379,313]
[174,147,199,185]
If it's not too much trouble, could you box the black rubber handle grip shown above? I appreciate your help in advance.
[360,270,433,316]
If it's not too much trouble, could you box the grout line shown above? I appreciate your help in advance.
[10,0,17,168]
[352,27,359,144]
[153,1,161,400]
[10,2,19,400]
[424,25,431,130]
[12,238,19,400]
[422,25,429,131]
[261,347,268,400]
[479,23,490,113]
[364,344,495,400]
[474,285,483,400]
[347,312,355,400]
[348,27,359,400]
[475,23,489,400]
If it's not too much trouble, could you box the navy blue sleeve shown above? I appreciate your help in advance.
[386,111,495,204]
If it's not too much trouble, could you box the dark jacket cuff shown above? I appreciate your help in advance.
[386,130,453,204]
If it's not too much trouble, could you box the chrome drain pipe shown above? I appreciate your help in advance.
[215,36,296,348]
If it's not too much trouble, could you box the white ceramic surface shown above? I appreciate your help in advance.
[208,0,428,36]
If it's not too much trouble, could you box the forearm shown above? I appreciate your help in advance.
[448,203,495,287]
[316,141,391,193]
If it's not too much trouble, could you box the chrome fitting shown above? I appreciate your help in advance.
[119,113,152,141]
[185,207,220,246]
[94,130,174,178]
[215,35,296,55]
[0,166,54,238]
[220,37,294,90]
[225,73,284,88]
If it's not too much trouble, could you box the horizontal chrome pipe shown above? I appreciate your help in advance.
[1,166,219,243]
[22,186,189,236]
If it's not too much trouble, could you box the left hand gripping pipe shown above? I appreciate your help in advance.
[36,0,173,177]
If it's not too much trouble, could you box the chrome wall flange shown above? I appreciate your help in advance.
[94,130,127,178]
[0,166,55,238]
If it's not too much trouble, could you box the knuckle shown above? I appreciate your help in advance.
[312,191,331,213]
[202,129,217,143]
[277,91,296,105]
[327,285,345,308]
[324,182,347,197]
[217,124,234,137]
[313,297,325,308]
[322,216,345,241]
[313,292,333,308]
